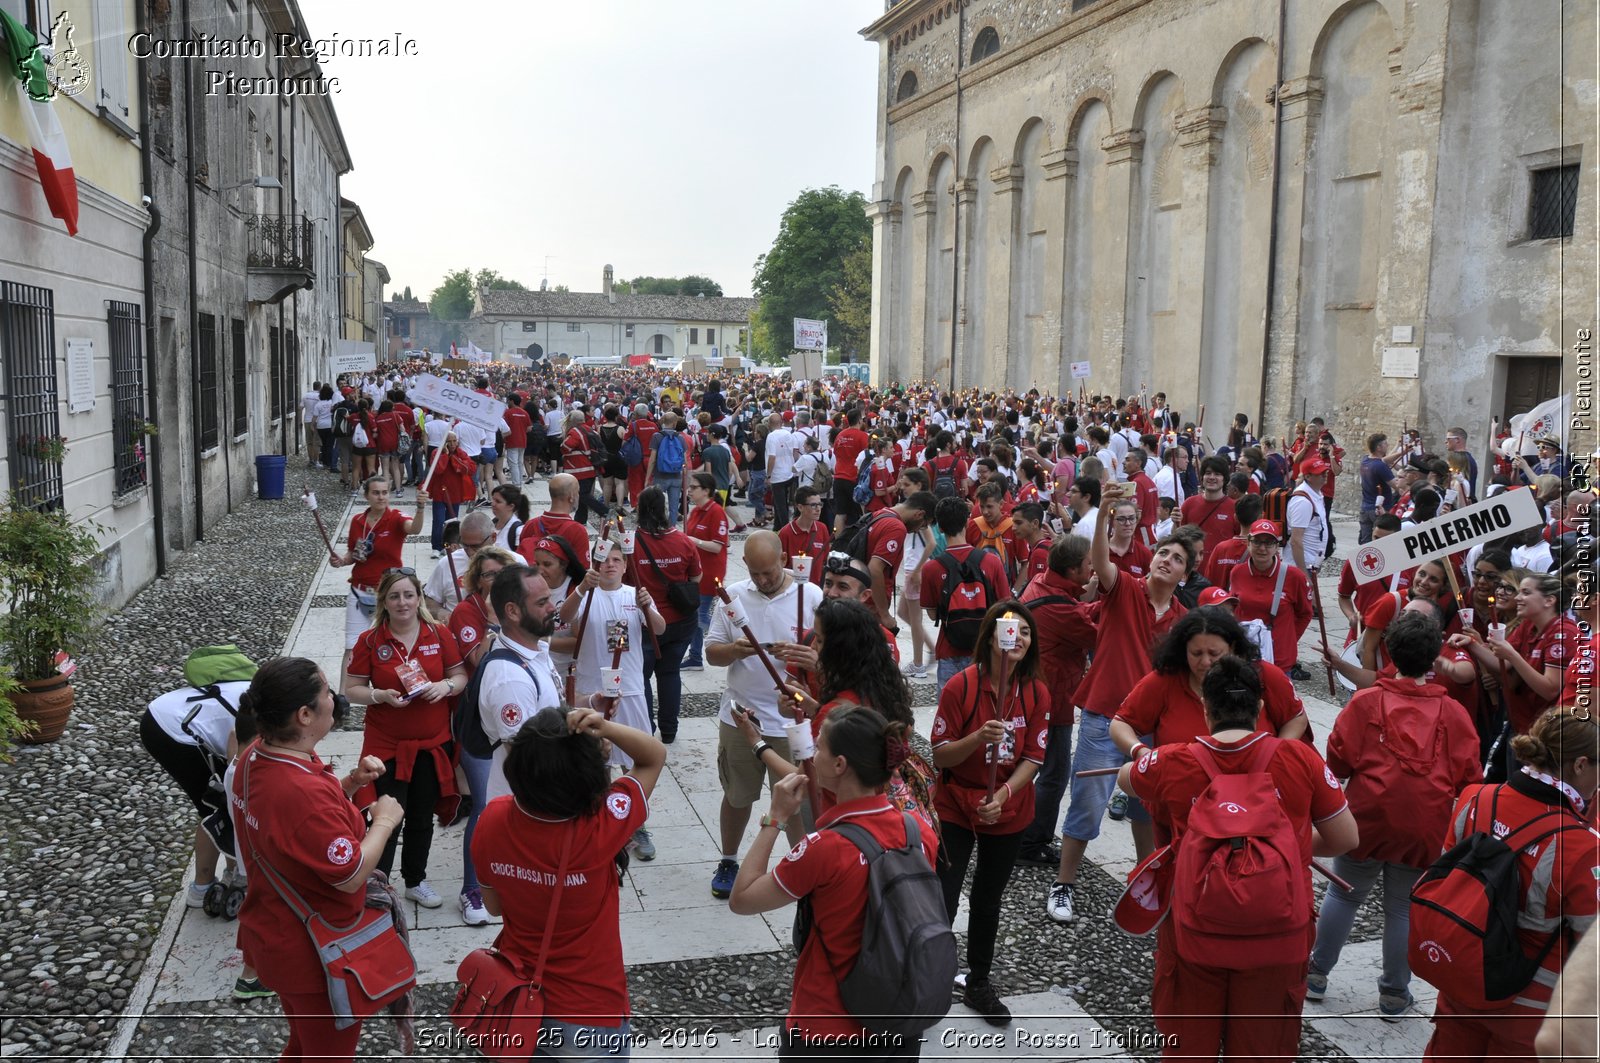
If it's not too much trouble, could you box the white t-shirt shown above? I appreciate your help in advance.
[424,549,469,609]
[1511,540,1554,573]
[1153,466,1186,506]
[1285,484,1327,570]
[574,586,646,698]
[477,635,563,800]
[706,576,822,733]
[301,390,320,422]
[766,427,800,483]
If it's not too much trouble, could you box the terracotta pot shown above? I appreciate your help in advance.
[15,673,74,743]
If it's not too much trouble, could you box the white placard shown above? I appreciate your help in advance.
[1381,347,1420,379]
[66,338,94,414]
[1391,325,1414,344]
[1069,360,1091,380]
[1349,489,1543,585]
[407,373,507,431]
[331,350,377,376]
[793,318,827,352]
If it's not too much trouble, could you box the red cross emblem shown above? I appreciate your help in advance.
[1355,547,1385,577]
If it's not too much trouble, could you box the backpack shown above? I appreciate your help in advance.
[1408,786,1586,1009]
[1260,487,1293,543]
[352,420,370,449]
[656,431,685,476]
[810,454,833,497]
[971,517,1014,578]
[835,512,883,564]
[619,431,644,468]
[933,550,997,655]
[453,643,525,759]
[792,812,956,1038]
[931,455,960,499]
[1169,739,1311,969]
[332,404,352,438]
[851,459,875,506]
[184,644,258,687]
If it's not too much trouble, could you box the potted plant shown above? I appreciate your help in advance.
[0,498,102,742]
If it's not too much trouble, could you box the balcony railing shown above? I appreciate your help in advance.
[246,214,316,273]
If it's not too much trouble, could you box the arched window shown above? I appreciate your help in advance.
[896,71,918,102]
[971,26,1000,62]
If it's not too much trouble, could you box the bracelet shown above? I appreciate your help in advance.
[1129,743,1148,761]
[760,813,786,831]
[752,741,770,763]
[1000,782,1013,802]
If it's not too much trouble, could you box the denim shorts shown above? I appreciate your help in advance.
[1060,711,1148,841]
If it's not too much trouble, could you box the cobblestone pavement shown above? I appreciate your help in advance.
[1,468,1433,1060]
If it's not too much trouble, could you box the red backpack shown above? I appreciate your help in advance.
[934,549,998,655]
[1170,739,1311,969]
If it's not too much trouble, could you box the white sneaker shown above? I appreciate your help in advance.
[1046,881,1077,924]
[185,882,210,909]
[405,880,443,908]
[459,887,490,926]
[900,661,928,679]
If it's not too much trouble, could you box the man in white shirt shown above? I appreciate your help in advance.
[765,415,800,526]
[1153,447,1188,508]
[703,532,821,897]
[424,510,496,610]
[1286,457,1330,574]
[476,567,563,803]
[301,383,322,467]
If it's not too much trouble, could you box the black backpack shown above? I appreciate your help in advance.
[793,812,956,1038]
[453,642,525,758]
[933,549,997,655]
[834,512,884,564]
[931,455,960,500]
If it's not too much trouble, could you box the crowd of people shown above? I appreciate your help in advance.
[145,357,1596,1061]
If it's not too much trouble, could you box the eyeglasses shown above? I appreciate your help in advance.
[1113,516,1139,524]
[461,538,491,551]
[800,501,823,508]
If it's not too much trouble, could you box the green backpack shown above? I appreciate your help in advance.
[183,645,258,688]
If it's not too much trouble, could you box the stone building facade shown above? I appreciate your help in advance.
[862,0,1595,446]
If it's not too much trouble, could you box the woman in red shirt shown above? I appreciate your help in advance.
[473,706,666,1058]
[1121,656,1357,1061]
[350,398,378,485]
[426,432,476,557]
[681,472,729,671]
[343,570,467,910]
[730,705,940,1059]
[631,485,702,744]
[867,435,897,513]
[231,657,402,1062]
[932,600,1050,1026]
[1106,498,1153,579]
[331,475,426,686]
[373,401,403,497]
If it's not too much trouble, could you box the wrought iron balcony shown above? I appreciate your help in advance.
[246,213,315,305]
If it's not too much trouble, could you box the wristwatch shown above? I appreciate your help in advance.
[760,813,786,831]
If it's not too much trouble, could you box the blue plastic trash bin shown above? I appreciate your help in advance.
[255,454,287,500]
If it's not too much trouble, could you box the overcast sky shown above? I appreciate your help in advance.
[297,0,883,300]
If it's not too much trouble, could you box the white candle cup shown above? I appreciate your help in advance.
[1489,622,1507,642]
[785,720,816,761]
[791,555,810,579]
[600,668,624,696]
[722,598,750,629]
[621,529,636,555]
[997,617,1021,651]
[1458,607,1474,629]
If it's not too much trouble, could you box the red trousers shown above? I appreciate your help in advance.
[1152,927,1307,1061]
[1424,994,1542,1063]
[277,990,363,1061]
[627,465,649,505]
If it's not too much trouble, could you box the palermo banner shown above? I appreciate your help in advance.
[1350,489,1544,585]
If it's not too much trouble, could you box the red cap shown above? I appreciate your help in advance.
[1113,842,1175,937]
[1249,519,1281,539]
[1198,586,1239,607]
[531,537,561,557]
[1301,455,1332,475]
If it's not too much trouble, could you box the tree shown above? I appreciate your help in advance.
[430,268,528,320]
[627,275,724,297]
[751,186,871,364]
[401,285,413,301]
[828,235,872,363]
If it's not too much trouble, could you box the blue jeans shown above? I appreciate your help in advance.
[534,1017,632,1061]
[1309,855,1424,996]
[748,470,767,522]
[458,750,492,891]
[770,478,793,525]
[685,593,715,666]
[653,476,682,527]
[936,656,971,688]
[1060,712,1148,841]
[1020,721,1075,850]
[1358,507,1377,545]
[431,500,459,552]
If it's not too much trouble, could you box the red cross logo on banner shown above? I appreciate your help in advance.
[1355,546,1385,578]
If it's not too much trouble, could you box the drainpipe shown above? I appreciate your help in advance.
[948,0,964,393]
[181,0,203,545]
[1256,0,1288,435]
[135,0,166,577]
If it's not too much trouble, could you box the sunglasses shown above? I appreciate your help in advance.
[385,567,417,577]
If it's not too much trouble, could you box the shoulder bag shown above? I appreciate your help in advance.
[450,829,574,1060]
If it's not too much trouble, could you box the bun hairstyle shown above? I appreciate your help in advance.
[1511,707,1600,777]
[503,706,610,818]
[1200,655,1263,733]
[238,657,325,744]
[820,705,909,789]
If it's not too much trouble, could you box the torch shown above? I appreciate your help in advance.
[302,486,338,563]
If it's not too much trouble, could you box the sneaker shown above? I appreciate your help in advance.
[1016,844,1062,868]
[405,881,443,908]
[459,887,490,926]
[710,858,739,899]
[185,882,211,909]
[900,661,928,679]
[1289,663,1311,681]
[962,977,1012,1026]
[731,523,748,534]
[1108,790,1129,821]
[1378,990,1414,1022]
[1305,970,1328,1002]
[630,828,657,861]
[680,660,705,672]
[431,550,442,560]
[232,976,275,1000]
[1046,881,1077,923]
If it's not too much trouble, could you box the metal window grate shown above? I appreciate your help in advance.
[287,331,298,415]
[233,318,249,437]
[198,313,219,450]
[1,281,64,511]
[110,300,147,496]
[1529,164,1579,239]
[269,324,282,421]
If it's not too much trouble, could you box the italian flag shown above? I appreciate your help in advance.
[0,8,79,236]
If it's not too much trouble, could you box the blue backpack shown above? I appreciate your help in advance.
[656,431,686,476]
[851,460,875,506]
[620,432,644,468]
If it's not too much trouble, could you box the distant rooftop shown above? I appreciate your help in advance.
[475,287,756,324]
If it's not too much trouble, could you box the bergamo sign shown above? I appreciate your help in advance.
[1350,489,1543,585]
[407,373,507,432]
